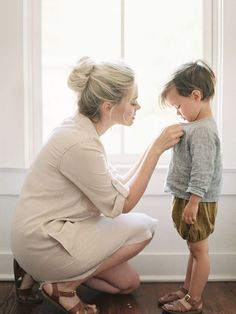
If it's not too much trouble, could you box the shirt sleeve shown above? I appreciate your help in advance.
[186,127,217,198]
[59,138,129,218]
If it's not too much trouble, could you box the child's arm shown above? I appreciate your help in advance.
[186,127,218,198]
[182,194,201,224]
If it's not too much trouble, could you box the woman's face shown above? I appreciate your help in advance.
[111,83,141,126]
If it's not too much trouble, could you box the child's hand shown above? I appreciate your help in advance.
[182,194,201,224]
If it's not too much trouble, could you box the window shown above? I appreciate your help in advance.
[41,0,209,164]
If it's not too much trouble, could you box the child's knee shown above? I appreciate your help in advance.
[189,240,209,257]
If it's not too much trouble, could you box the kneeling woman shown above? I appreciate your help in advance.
[11,56,183,313]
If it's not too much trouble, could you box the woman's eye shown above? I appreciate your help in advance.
[132,100,139,106]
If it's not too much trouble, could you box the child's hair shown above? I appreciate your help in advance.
[160,60,216,107]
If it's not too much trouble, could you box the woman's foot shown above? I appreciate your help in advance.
[162,294,202,313]
[19,273,35,290]
[13,259,42,303]
[158,286,188,305]
[42,282,99,313]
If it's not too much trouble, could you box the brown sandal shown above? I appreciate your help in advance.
[158,286,188,305]
[13,259,42,304]
[41,283,99,314]
[162,294,202,313]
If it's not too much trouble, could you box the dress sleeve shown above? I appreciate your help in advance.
[59,138,129,218]
[186,127,217,198]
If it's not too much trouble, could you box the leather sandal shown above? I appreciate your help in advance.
[13,259,42,304]
[41,282,100,314]
[158,286,188,305]
[162,294,203,313]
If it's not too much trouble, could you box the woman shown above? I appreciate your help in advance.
[11,56,183,313]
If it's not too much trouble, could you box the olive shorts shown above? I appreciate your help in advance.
[172,197,218,243]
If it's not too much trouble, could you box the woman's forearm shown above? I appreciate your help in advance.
[122,145,151,184]
[123,143,161,212]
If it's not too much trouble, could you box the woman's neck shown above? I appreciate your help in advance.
[92,118,113,136]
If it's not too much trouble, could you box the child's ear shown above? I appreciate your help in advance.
[191,89,202,101]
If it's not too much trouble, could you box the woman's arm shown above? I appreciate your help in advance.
[123,124,183,213]
[121,145,150,184]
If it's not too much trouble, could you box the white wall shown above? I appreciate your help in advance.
[1,0,236,281]
[0,0,25,168]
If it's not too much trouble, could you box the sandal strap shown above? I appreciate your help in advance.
[180,286,188,294]
[68,301,86,314]
[51,283,77,299]
[163,297,202,313]
[158,286,188,305]
[184,294,202,307]
[43,283,98,314]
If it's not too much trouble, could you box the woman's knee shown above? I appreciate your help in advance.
[118,271,140,293]
[129,271,140,290]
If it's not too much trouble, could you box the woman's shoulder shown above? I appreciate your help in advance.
[48,114,101,153]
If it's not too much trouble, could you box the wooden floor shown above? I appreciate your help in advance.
[0,281,236,314]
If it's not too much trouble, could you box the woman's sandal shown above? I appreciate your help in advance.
[162,294,202,314]
[13,259,43,304]
[41,282,100,314]
[158,286,188,305]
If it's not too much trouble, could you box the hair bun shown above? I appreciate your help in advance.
[68,56,95,93]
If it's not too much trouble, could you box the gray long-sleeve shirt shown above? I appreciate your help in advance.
[165,118,222,201]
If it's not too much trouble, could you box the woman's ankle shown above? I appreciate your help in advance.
[20,273,35,289]
[57,281,80,292]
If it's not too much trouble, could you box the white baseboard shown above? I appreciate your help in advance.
[1,251,236,282]
[130,251,236,281]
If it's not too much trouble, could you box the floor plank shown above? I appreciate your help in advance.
[0,281,236,314]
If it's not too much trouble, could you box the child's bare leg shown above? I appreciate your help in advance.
[183,251,193,290]
[188,238,209,300]
[163,239,208,312]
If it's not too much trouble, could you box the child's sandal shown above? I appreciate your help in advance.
[162,294,203,314]
[158,286,188,305]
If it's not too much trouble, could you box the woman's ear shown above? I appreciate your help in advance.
[191,89,202,101]
[100,101,112,114]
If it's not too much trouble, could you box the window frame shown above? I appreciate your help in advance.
[23,0,219,167]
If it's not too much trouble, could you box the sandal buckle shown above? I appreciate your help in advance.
[185,294,191,302]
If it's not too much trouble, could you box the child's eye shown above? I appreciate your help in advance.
[174,104,181,109]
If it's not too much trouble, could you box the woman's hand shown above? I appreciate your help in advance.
[154,124,184,154]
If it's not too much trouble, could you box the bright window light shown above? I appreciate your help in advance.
[42,0,204,163]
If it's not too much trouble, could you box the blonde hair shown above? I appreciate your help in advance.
[68,56,135,121]
[160,60,216,107]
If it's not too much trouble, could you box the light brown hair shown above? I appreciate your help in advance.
[68,56,135,121]
[160,60,216,107]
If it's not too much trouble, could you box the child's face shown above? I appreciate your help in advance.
[166,87,202,122]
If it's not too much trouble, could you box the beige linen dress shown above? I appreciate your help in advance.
[11,113,157,283]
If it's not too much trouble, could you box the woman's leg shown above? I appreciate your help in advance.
[43,238,151,311]
[84,261,140,294]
